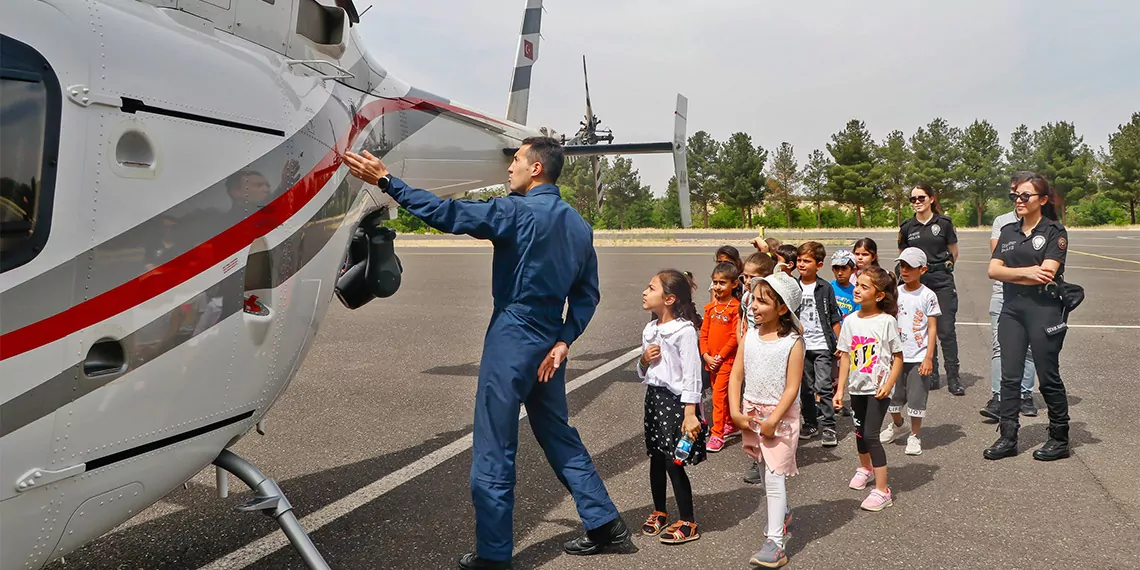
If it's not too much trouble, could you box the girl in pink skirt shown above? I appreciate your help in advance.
[729,266,806,568]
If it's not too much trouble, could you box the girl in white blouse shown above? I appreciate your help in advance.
[637,269,708,545]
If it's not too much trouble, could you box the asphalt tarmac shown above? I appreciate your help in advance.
[50,230,1140,570]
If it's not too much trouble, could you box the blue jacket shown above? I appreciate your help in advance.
[384,177,600,347]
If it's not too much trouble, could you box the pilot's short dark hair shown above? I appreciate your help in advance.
[520,136,564,183]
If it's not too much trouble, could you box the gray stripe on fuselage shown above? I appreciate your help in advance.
[0,85,440,335]
[521,7,542,35]
[510,66,532,93]
[0,174,363,439]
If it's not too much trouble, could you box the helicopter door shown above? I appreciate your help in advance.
[233,0,296,55]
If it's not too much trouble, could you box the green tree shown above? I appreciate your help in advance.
[597,156,648,229]
[1033,121,1094,223]
[1006,123,1036,176]
[871,130,912,226]
[826,119,879,227]
[686,131,721,228]
[654,176,684,228]
[714,132,768,226]
[908,117,962,200]
[801,149,832,228]
[767,142,801,228]
[957,119,1006,226]
[559,156,604,224]
[1102,111,1140,224]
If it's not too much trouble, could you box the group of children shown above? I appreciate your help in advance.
[636,236,946,568]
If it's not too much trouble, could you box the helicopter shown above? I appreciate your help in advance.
[0,0,689,568]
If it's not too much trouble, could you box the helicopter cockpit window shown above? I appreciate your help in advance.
[1,35,60,273]
[296,0,345,46]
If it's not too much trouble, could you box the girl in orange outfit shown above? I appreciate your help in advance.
[701,261,742,452]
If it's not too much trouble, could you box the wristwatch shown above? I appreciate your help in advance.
[375,174,391,190]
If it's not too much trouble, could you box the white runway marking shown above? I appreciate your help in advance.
[198,347,643,570]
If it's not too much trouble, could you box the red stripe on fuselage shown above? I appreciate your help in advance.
[0,94,507,362]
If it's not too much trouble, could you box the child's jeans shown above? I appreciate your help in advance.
[802,350,836,429]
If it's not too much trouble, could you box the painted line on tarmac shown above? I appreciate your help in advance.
[958,322,1140,330]
[198,347,643,570]
[1068,249,1140,266]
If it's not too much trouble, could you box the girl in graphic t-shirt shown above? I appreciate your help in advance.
[833,266,904,513]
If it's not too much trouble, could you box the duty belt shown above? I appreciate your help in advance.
[927,260,954,272]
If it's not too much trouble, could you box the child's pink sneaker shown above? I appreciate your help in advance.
[723,423,740,439]
[848,467,874,490]
[860,488,893,512]
[707,436,725,452]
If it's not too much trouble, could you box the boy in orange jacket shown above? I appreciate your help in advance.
[700,261,741,452]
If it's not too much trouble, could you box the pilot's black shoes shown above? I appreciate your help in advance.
[563,515,631,556]
[1033,425,1071,461]
[458,552,512,570]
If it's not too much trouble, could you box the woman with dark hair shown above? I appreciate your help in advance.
[897,184,964,396]
[984,172,1072,462]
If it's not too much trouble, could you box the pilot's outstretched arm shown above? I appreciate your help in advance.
[343,150,516,242]
[383,176,517,242]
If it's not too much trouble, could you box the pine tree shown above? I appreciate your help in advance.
[685,131,721,228]
[908,117,963,200]
[1103,112,1140,224]
[826,119,879,227]
[767,142,801,228]
[801,149,832,228]
[715,132,768,227]
[957,119,1006,226]
[1006,124,1036,176]
[871,130,912,226]
[1033,121,1095,223]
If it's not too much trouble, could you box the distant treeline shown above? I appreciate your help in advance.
[386,113,1140,233]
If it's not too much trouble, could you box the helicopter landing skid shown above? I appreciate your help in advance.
[213,449,331,570]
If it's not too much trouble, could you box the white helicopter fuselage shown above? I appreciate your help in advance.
[0,0,537,567]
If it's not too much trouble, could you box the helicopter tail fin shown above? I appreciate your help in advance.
[505,0,542,125]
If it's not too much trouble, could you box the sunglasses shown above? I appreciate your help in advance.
[1008,192,1044,203]
[908,195,928,203]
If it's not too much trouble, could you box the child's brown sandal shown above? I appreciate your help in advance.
[658,520,700,544]
[641,511,668,536]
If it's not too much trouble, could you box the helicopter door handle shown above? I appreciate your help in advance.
[83,338,127,378]
[283,59,355,80]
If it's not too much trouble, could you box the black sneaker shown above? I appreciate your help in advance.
[1020,396,1038,417]
[458,553,512,570]
[840,405,852,417]
[799,425,819,440]
[743,460,764,484]
[563,516,631,556]
[822,428,838,447]
[980,394,1000,422]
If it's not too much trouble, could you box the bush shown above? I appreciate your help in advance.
[709,204,744,228]
[820,206,855,228]
[1068,194,1129,226]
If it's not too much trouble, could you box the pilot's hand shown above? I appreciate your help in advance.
[538,342,569,383]
[343,150,390,186]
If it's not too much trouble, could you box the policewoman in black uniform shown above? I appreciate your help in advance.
[897,184,965,396]
[984,172,1072,462]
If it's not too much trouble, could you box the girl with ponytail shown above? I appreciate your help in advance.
[636,269,708,545]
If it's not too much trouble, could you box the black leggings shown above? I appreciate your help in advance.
[851,394,890,467]
[650,453,694,521]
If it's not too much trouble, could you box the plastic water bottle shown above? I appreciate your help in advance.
[673,433,694,466]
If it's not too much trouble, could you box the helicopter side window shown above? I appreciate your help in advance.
[296,0,345,46]
[1,35,60,273]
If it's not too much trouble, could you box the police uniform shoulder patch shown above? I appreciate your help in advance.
[1032,235,1046,251]
[1058,236,1067,250]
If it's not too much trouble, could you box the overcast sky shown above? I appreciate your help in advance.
[355,1,1140,196]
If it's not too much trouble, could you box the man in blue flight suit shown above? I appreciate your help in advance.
[343,137,629,570]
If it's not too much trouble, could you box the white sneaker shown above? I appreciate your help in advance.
[879,422,903,444]
[905,434,922,455]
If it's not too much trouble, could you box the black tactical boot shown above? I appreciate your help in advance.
[1033,425,1071,461]
[947,373,965,396]
[983,420,1019,460]
[563,515,631,556]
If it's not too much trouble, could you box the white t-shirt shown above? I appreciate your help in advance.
[991,211,1020,295]
[837,312,903,396]
[637,318,703,404]
[799,281,828,351]
[896,284,942,363]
